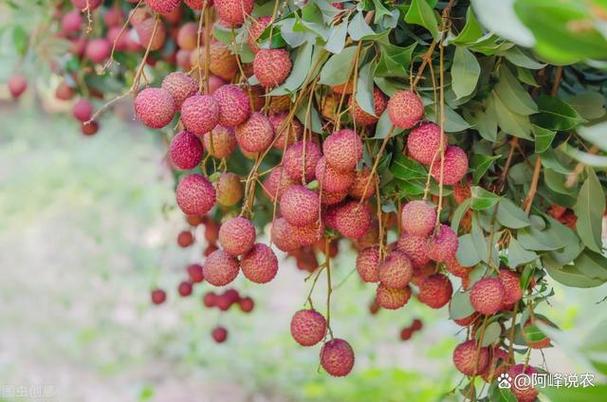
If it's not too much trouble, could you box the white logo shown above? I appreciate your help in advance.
[497,373,512,389]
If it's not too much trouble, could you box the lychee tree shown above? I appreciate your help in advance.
[3,0,607,401]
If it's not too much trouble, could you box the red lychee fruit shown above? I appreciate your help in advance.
[379,250,414,289]
[214,84,251,127]
[482,347,510,382]
[315,157,355,193]
[292,220,324,247]
[175,173,216,216]
[453,181,472,204]
[407,122,446,165]
[271,217,300,252]
[202,125,237,158]
[55,82,74,101]
[283,140,322,182]
[290,309,327,346]
[387,90,424,129]
[71,0,102,10]
[349,168,377,200]
[107,27,128,51]
[508,364,539,402]
[430,145,469,185]
[215,0,254,27]
[73,99,93,122]
[215,172,244,206]
[218,216,256,256]
[202,291,216,307]
[85,38,111,63]
[470,277,506,315]
[235,112,275,152]
[205,42,239,81]
[151,288,166,305]
[205,75,226,95]
[320,338,355,377]
[81,121,99,136]
[134,87,176,129]
[323,129,363,172]
[186,263,204,283]
[452,340,490,376]
[395,233,430,268]
[169,131,204,170]
[62,10,82,34]
[177,230,195,247]
[400,327,414,341]
[212,326,228,343]
[270,113,303,150]
[444,256,470,278]
[262,166,295,202]
[248,16,272,53]
[184,0,212,9]
[176,22,201,50]
[427,224,458,262]
[349,87,387,126]
[146,0,181,14]
[498,268,523,308]
[320,190,348,206]
[135,18,166,51]
[411,263,436,287]
[181,94,219,135]
[453,312,478,327]
[375,283,412,309]
[241,243,278,283]
[161,72,198,109]
[411,318,423,331]
[178,280,193,297]
[104,7,124,27]
[203,249,240,286]
[418,274,452,309]
[335,201,372,239]
[239,296,254,312]
[280,185,320,227]
[400,200,436,237]
[253,49,292,88]
[356,246,380,283]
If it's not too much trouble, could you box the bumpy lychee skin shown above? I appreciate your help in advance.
[181,94,219,135]
[270,113,303,150]
[395,233,430,268]
[203,249,240,286]
[349,87,387,126]
[176,22,200,50]
[428,224,459,262]
[292,220,324,247]
[146,0,181,14]
[379,251,414,289]
[356,246,380,283]
[375,284,412,309]
[134,87,176,129]
[218,216,256,256]
[235,112,275,152]
[452,340,490,376]
[320,190,348,206]
[248,16,272,53]
[498,269,523,308]
[401,200,436,237]
[431,145,469,186]
[320,338,355,377]
[262,166,294,202]
[316,157,355,193]
[323,129,363,172]
[241,243,278,283]
[135,18,166,51]
[418,274,453,309]
[349,168,377,200]
[290,309,327,346]
[445,256,470,278]
[71,0,102,10]
[184,0,211,10]
[387,90,424,129]
[508,364,539,402]
[215,172,244,206]
[270,217,300,252]
[283,140,322,182]
[253,49,292,88]
[175,173,216,216]
[207,42,239,81]
[169,131,204,170]
[335,201,372,239]
[280,185,319,227]
[73,99,93,122]
[214,84,251,127]
[215,0,254,27]
[406,122,446,165]
[482,347,510,382]
[202,126,237,158]
[470,278,506,315]
[161,72,198,109]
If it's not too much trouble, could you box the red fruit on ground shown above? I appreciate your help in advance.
[430,145,469,186]
[400,200,436,237]
[315,157,355,193]
[218,216,256,256]
[202,126,237,158]
[418,274,453,309]
[151,288,167,305]
[470,278,506,315]
[290,309,327,346]
[335,201,372,239]
[499,268,523,308]
[235,112,275,152]
[375,283,412,309]
[239,296,255,313]
[241,243,278,283]
[214,84,251,127]
[323,129,363,172]
[211,326,228,343]
[356,246,380,283]
[215,0,254,26]
[253,49,292,88]
[379,250,414,289]
[320,338,355,377]
[349,87,387,126]
[203,249,240,286]
[407,123,446,165]
[452,340,490,376]
[169,131,204,170]
[134,87,176,129]
[178,281,193,297]
[283,140,322,182]
[248,16,272,53]
[508,364,539,402]
[181,94,219,135]
[161,72,198,109]
[387,90,424,129]
[187,263,204,283]
[395,233,430,268]
[280,185,320,227]
[175,173,216,216]
[428,224,459,262]
[177,230,195,247]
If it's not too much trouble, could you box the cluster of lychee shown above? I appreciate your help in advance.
[399,318,423,341]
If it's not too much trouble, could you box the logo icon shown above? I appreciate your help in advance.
[497,373,512,389]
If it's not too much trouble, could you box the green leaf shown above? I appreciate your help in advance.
[544,255,606,288]
[425,104,471,132]
[546,217,583,265]
[471,187,500,211]
[449,291,475,320]
[452,47,481,100]
[374,110,403,139]
[355,62,376,116]
[318,46,358,85]
[542,385,607,402]
[471,153,500,184]
[560,143,607,168]
[567,91,606,121]
[506,238,537,268]
[478,321,502,347]
[573,250,607,281]
[494,66,537,116]
[533,95,586,131]
[451,198,472,232]
[465,100,498,142]
[12,25,28,56]
[450,7,483,45]
[390,153,428,181]
[269,43,315,95]
[533,124,555,153]
[324,20,348,54]
[578,121,607,152]
[496,198,530,229]
[375,42,417,78]
[347,11,376,40]
[471,0,535,47]
[518,219,564,251]
[543,168,574,196]
[501,47,545,69]
[457,234,483,267]
[574,168,606,253]
[492,93,532,140]
[404,0,440,40]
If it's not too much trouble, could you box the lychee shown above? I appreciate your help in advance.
[498,268,523,308]
[445,256,470,278]
[61,10,82,34]
[81,121,99,136]
[452,340,490,376]
[169,131,204,170]
[211,326,228,343]
[218,216,256,256]
[203,249,240,286]
[202,125,237,158]
[271,217,300,252]
[161,72,198,109]
[253,49,292,88]
[290,309,327,346]
[146,0,181,14]
[320,338,355,377]
[134,87,176,128]
[215,172,244,206]
[178,280,193,297]
[292,220,324,247]
[319,190,348,205]
[215,0,254,27]
[177,230,195,247]
[73,99,94,122]
[214,84,251,127]
[315,157,355,193]
[349,87,387,126]
[334,201,372,239]
[280,185,319,227]
[235,112,275,152]
[176,22,201,50]
[427,224,458,262]
[395,233,430,268]
[151,288,166,305]
[270,113,303,150]
[375,283,411,309]
[239,296,255,312]
[430,145,468,186]
[107,27,128,51]
[71,0,102,10]
[207,42,239,81]
[202,291,216,307]
[470,278,505,315]
[248,16,272,53]
[400,200,436,237]
[418,274,453,309]
[283,140,322,182]
[175,173,216,215]
[55,81,75,101]
[379,250,414,289]
[482,347,510,382]
[387,90,424,129]
[508,364,538,402]
[135,18,166,51]
[184,0,211,9]
[355,246,380,283]
[85,38,111,63]
[241,243,278,283]
[180,94,219,135]
[187,263,204,283]
[262,166,295,202]
[103,6,124,27]
[349,168,377,200]
[453,181,472,204]
[407,122,446,165]
[323,129,363,172]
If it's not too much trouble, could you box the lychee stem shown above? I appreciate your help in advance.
[196,4,206,92]
[325,237,334,339]
[103,0,143,72]
[359,130,392,207]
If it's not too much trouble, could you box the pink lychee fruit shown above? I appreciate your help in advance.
[235,112,275,153]
[161,72,198,109]
[430,145,469,186]
[452,340,490,376]
[202,125,237,158]
[320,338,355,377]
[280,185,320,227]
[427,224,459,262]
[417,273,452,309]
[175,173,216,215]
[214,84,251,127]
[253,49,292,88]
[387,90,424,129]
[169,131,204,170]
[400,200,436,237]
[241,243,278,283]
[283,140,322,182]
[323,129,363,172]
[470,277,506,315]
[134,87,176,128]
[218,216,256,256]
[202,249,240,286]
[407,122,447,165]
[290,309,327,346]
